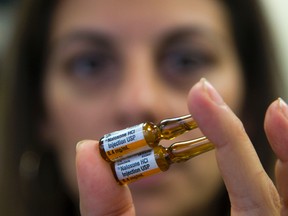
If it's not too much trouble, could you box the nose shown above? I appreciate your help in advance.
[114,47,167,126]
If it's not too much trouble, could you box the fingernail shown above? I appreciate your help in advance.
[76,140,87,151]
[278,97,288,119]
[201,78,224,105]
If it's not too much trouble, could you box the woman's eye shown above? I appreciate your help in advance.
[158,48,216,90]
[65,52,115,79]
[161,49,214,75]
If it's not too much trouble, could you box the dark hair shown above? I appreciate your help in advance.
[224,0,281,170]
[0,0,282,215]
[0,1,78,215]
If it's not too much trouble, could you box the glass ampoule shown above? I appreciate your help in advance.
[111,136,214,185]
[99,114,198,162]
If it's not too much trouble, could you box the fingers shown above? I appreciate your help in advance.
[76,140,135,216]
[188,79,280,214]
[264,99,288,214]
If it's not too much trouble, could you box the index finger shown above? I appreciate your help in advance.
[188,79,280,214]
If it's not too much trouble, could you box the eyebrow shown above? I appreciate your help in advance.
[50,30,115,54]
[157,26,226,50]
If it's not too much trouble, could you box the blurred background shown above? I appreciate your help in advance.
[0,0,16,60]
[0,0,288,97]
[261,0,288,96]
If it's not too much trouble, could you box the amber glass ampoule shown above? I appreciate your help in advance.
[99,114,198,162]
[111,136,215,185]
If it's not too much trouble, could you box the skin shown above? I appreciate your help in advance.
[43,0,252,215]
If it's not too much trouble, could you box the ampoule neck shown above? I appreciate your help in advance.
[157,114,198,140]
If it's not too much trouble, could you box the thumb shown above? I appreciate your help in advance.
[76,140,135,216]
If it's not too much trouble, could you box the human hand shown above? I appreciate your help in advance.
[75,78,287,215]
[188,78,285,215]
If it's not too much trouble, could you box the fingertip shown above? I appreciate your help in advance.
[76,140,101,171]
[187,79,215,138]
[187,78,203,111]
[264,98,288,136]
[264,98,288,162]
[188,78,227,115]
[75,139,101,183]
[278,97,288,119]
[187,78,236,147]
[187,78,217,123]
[265,98,288,124]
[76,139,97,152]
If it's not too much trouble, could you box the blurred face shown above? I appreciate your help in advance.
[43,0,244,215]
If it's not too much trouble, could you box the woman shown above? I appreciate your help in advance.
[0,0,285,215]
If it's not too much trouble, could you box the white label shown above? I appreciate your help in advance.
[114,149,161,184]
[103,123,150,160]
